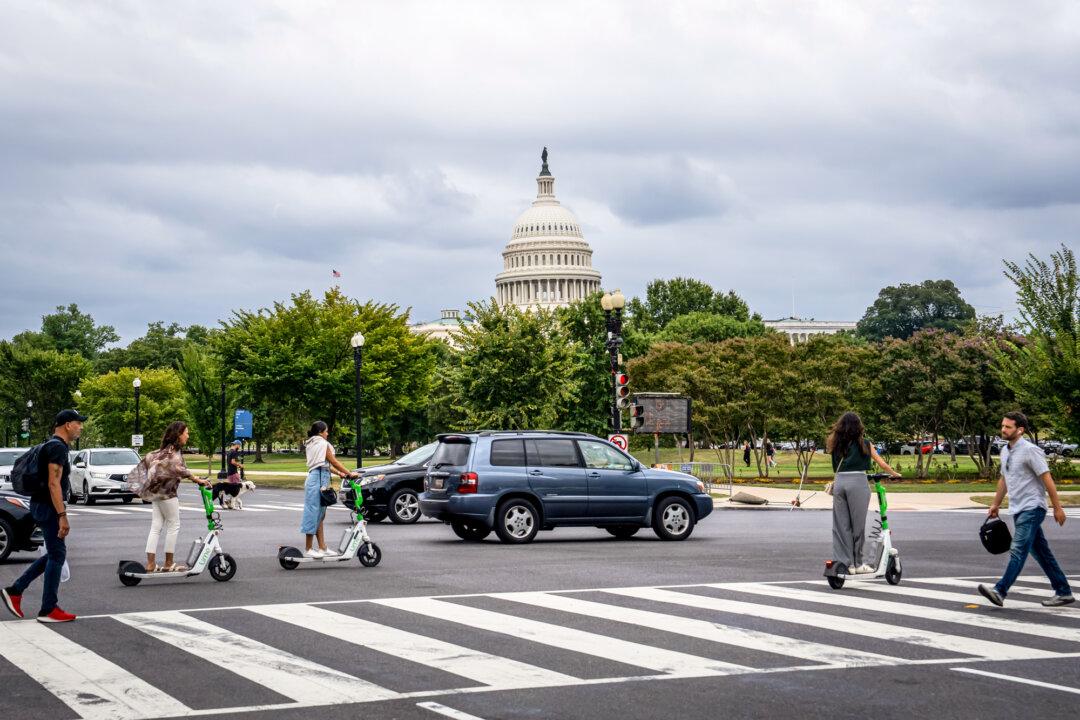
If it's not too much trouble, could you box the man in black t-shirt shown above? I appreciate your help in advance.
[3,409,85,623]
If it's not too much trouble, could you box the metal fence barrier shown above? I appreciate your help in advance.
[652,462,734,497]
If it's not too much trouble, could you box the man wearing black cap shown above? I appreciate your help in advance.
[2,409,85,623]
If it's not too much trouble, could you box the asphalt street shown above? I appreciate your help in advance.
[2,486,1079,720]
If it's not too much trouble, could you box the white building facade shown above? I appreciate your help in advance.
[494,149,602,310]
[764,317,857,344]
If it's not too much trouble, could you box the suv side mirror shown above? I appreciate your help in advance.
[75,461,86,468]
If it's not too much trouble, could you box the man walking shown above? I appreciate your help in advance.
[2,409,84,622]
[978,411,1073,608]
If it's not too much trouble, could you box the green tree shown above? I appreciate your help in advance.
[176,345,226,472]
[555,292,614,436]
[856,280,976,341]
[96,322,212,373]
[997,244,1080,442]
[627,278,752,333]
[12,303,120,359]
[655,311,771,345]
[447,300,581,430]
[0,343,93,444]
[79,368,185,448]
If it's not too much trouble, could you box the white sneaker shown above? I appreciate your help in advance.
[322,548,339,557]
[853,564,875,574]
[305,548,325,559]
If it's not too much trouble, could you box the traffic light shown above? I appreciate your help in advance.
[615,373,630,408]
[629,403,645,430]
[20,418,29,432]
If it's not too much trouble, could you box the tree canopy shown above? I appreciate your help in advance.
[856,279,975,341]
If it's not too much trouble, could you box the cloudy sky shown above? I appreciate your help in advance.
[2,1,1077,341]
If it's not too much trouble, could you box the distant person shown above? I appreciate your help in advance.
[214,440,244,505]
[765,438,777,468]
[742,441,751,468]
[3,409,84,623]
[978,412,1073,607]
[826,412,900,575]
[139,421,212,572]
[301,421,358,558]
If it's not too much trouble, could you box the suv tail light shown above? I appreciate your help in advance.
[458,472,478,494]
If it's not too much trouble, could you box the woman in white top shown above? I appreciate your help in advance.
[300,421,358,558]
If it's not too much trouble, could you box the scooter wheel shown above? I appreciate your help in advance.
[358,542,381,567]
[827,575,845,590]
[885,557,902,585]
[209,553,237,582]
[278,546,302,570]
[118,561,144,587]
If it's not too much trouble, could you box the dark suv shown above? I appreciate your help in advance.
[339,442,437,524]
[419,431,713,543]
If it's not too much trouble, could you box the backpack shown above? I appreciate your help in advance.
[10,441,50,496]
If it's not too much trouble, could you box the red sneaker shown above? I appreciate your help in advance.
[2,587,23,619]
[37,607,76,623]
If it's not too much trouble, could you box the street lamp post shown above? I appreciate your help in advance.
[600,290,626,432]
[73,390,82,449]
[25,400,33,447]
[351,332,365,468]
[132,378,141,443]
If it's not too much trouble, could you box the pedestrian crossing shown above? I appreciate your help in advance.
[1,574,1078,719]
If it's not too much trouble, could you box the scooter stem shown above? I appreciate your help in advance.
[874,479,889,531]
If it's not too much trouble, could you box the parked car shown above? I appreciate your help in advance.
[900,440,939,456]
[69,448,142,504]
[0,448,27,492]
[0,490,45,561]
[1041,441,1078,457]
[419,430,713,544]
[339,441,438,524]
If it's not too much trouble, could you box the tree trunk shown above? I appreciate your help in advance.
[254,435,264,463]
[688,430,695,462]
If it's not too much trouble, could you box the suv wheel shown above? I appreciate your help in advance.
[652,496,695,541]
[388,488,421,524]
[495,499,539,544]
[605,525,640,539]
[451,519,491,542]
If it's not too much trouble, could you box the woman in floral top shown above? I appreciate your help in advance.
[140,421,211,572]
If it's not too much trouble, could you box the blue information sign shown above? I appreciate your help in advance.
[233,409,253,440]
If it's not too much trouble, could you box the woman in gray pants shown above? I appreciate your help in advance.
[826,412,900,574]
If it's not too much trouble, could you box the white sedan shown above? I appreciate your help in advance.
[0,448,28,491]
[70,448,141,504]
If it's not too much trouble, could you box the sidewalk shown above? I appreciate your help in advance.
[714,487,1080,511]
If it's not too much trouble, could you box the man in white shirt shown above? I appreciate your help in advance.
[978,412,1073,607]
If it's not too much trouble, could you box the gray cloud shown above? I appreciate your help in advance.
[1,1,1077,341]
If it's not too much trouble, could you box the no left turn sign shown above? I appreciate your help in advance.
[607,434,628,451]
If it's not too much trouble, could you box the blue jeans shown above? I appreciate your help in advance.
[11,501,66,614]
[300,467,330,535]
[995,507,1072,598]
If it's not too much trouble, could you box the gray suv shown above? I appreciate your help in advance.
[419,431,713,543]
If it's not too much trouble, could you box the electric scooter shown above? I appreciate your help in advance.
[117,485,237,586]
[823,473,902,589]
[277,478,382,570]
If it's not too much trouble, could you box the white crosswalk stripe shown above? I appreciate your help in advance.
[3,575,1080,720]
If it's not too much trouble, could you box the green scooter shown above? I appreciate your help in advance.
[823,473,902,589]
[277,478,382,570]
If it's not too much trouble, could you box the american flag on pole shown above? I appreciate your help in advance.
[332,269,341,278]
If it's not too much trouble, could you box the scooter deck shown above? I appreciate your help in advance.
[122,570,199,579]
[287,554,351,564]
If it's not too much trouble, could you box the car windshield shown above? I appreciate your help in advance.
[91,450,140,466]
[395,442,438,466]
[0,450,26,466]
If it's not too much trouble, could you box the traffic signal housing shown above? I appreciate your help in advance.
[614,373,630,408]
[20,418,29,432]
[629,402,645,430]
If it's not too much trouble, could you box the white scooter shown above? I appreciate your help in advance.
[277,478,382,570]
[823,473,902,589]
[118,485,237,586]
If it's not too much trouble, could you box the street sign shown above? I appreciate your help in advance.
[19,432,28,440]
[607,433,629,451]
[131,434,144,448]
[233,409,253,440]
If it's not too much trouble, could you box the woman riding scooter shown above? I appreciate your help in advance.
[301,421,359,558]
[827,412,900,574]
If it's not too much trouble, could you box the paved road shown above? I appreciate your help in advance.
[2,487,1079,720]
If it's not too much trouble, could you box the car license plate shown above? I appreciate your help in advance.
[430,477,444,490]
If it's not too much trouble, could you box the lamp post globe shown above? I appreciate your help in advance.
[351,332,365,348]
[610,289,625,310]
[600,293,613,311]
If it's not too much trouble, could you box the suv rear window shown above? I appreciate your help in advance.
[527,439,581,468]
[490,439,526,466]
[430,440,471,468]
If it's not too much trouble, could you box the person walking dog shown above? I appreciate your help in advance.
[2,409,85,623]
[978,412,1073,607]
[301,421,359,558]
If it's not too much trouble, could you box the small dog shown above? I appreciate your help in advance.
[213,480,256,510]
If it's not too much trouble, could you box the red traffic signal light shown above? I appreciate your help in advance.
[615,373,630,408]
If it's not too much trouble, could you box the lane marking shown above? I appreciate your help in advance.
[723,583,1080,644]
[0,621,190,720]
[249,603,577,689]
[824,580,1080,616]
[115,611,399,705]
[913,578,1078,608]
[417,701,489,720]
[608,587,1053,660]
[68,507,127,515]
[952,667,1080,695]
[376,596,750,677]
[497,591,898,666]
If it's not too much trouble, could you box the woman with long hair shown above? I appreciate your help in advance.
[139,421,212,573]
[301,421,359,558]
[826,412,900,574]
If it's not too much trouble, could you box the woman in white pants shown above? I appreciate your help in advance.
[139,421,211,572]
